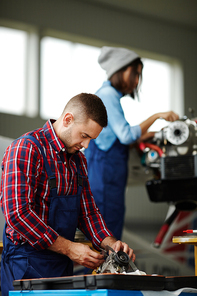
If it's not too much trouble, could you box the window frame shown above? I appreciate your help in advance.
[0,22,184,123]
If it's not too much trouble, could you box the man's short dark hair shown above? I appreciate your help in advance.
[63,93,108,128]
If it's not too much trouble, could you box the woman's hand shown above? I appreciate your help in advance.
[158,111,179,122]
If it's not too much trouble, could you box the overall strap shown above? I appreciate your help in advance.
[23,135,56,192]
[75,155,84,196]
[23,135,83,195]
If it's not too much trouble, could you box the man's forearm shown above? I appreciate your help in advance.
[100,236,117,249]
[48,235,117,257]
[48,235,105,269]
[48,235,72,256]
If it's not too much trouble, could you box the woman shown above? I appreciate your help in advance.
[85,46,179,240]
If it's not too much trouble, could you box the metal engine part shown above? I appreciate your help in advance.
[165,120,190,145]
[141,117,197,175]
[96,245,144,274]
[97,250,130,274]
[155,118,197,155]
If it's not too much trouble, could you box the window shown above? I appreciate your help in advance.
[121,58,179,131]
[40,37,106,119]
[41,37,183,132]
[0,26,183,132]
[0,27,27,115]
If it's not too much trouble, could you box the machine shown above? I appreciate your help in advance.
[138,116,197,247]
[96,245,146,275]
[140,116,197,180]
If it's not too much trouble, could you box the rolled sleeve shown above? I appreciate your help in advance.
[32,227,59,250]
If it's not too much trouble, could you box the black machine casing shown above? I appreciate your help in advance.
[13,274,197,292]
[161,155,197,180]
[13,274,165,291]
[146,177,197,210]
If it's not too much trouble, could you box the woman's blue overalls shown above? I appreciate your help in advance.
[1,136,83,296]
[85,138,129,241]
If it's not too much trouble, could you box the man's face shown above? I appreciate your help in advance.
[61,116,102,154]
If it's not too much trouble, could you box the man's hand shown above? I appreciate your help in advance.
[48,236,105,269]
[66,242,105,269]
[101,236,136,262]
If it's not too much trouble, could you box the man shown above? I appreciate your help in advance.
[0,93,135,296]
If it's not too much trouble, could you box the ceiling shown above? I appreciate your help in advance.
[91,0,197,30]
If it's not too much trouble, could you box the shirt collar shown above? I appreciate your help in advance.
[103,80,123,98]
[43,120,66,154]
[43,120,79,157]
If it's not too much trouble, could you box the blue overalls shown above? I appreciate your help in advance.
[1,136,83,296]
[85,138,129,240]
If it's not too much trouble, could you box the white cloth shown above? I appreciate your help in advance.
[143,288,197,296]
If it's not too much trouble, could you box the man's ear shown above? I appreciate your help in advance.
[63,113,74,127]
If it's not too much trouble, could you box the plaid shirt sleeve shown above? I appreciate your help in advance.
[0,138,58,250]
[77,153,114,250]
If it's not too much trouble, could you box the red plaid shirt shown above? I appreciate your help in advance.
[0,120,112,250]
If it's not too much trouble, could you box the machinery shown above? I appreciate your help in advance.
[96,245,145,275]
[138,116,197,247]
[140,116,197,180]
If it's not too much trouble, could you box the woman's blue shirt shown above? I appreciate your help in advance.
[94,81,141,151]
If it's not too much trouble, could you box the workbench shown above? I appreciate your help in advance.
[10,273,197,296]
[8,289,197,296]
[173,236,197,275]
[0,241,3,253]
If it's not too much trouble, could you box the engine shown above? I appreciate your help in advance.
[139,117,197,211]
[141,117,197,180]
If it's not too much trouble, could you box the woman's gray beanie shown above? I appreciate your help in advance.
[98,46,140,79]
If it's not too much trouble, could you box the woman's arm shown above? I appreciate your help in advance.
[139,111,179,135]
